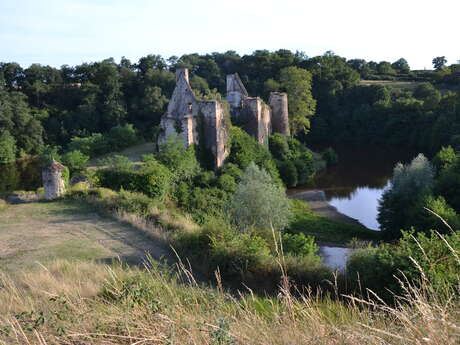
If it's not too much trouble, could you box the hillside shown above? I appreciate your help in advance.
[0,201,169,272]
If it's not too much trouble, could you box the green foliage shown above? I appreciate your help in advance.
[268,134,316,187]
[433,146,457,173]
[0,130,16,163]
[97,159,172,200]
[68,133,110,157]
[116,189,155,215]
[413,195,460,233]
[228,127,280,184]
[227,163,291,232]
[38,145,61,166]
[321,147,338,166]
[347,230,460,302]
[210,318,237,345]
[106,124,139,151]
[432,56,447,70]
[157,135,200,182]
[279,66,316,135]
[282,233,319,261]
[61,150,89,173]
[378,154,435,239]
[288,200,380,244]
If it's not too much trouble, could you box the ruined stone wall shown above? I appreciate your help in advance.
[42,161,66,200]
[198,101,229,168]
[159,68,229,169]
[269,92,290,136]
[242,98,271,146]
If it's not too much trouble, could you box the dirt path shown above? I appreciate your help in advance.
[289,189,367,228]
[0,201,170,272]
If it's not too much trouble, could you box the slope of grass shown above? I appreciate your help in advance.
[0,259,458,345]
[0,200,168,272]
[288,200,382,245]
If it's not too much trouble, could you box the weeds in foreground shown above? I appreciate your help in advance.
[0,244,459,345]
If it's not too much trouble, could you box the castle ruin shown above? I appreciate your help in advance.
[159,69,289,169]
[42,159,66,200]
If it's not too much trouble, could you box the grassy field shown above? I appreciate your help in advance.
[360,79,423,90]
[87,142,155,168]
[0,200,168,272]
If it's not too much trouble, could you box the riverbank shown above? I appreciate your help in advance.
[287,200,381,246]
[289,189,367,228]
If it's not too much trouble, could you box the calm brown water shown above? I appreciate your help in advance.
[0,160,41,197]
[293,145,418,230]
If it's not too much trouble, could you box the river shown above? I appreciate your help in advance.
[297,145,418,230]
[0,159,41,198]
[291,146,418,270]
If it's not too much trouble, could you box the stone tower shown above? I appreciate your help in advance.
[269,92,290,136]
[159,68,230,169]
[42,159,66,200]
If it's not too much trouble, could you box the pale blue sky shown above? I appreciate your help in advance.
[1,0,459,69]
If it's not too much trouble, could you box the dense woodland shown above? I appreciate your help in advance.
[1,50,460,302]
[1,50,460,160]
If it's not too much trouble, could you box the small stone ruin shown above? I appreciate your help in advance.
[42,159,66,200]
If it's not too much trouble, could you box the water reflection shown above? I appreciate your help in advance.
[0,160,41,197]
[301,145,417,230]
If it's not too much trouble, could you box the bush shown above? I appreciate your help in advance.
[68,133,110,157]
[157,135,200,182]
[282,233,319,261]
[227,163,291,232]
[378,154,434,239]
[116,189,155,215]
[277,160,298,187]
[347,230,460,302]
[228,127,281,184]
[61,150,89,173]
[0,130,16,164]
[97,160,172,200]
[107,124,138,151]
[136,161,173,200]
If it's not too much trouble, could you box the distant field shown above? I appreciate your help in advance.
[360,79,423,90]
[87,142,155,168]
[0,201,167,272]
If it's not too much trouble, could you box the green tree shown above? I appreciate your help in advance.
[0,130,16,163]
[157,135,200,182]
[227,162,291,232]
[378,154,434,239]
[61,150,89,173]
[432,56,447,70]
[279,67,316,135]
[391,58,410,73]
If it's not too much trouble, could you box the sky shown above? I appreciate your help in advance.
[1,0,459,70]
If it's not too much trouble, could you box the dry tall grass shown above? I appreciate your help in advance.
[0,255,459,345]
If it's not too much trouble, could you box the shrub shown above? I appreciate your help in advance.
[68,133,110,157]
[157,135,200,182]
[61,150,89,173]
[432,146,456,173]
[347,230,460,302]
[277,160,298,187]
[136,161,173,200]
[282,233,319,261]
[107,124,138,151]
[228,127,281,184]
[227,163,291,232]
[0,130,16,164]
[116,190,155,215]
[378,154,434,239]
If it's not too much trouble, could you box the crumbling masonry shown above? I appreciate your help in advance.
[159,69,289,169]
